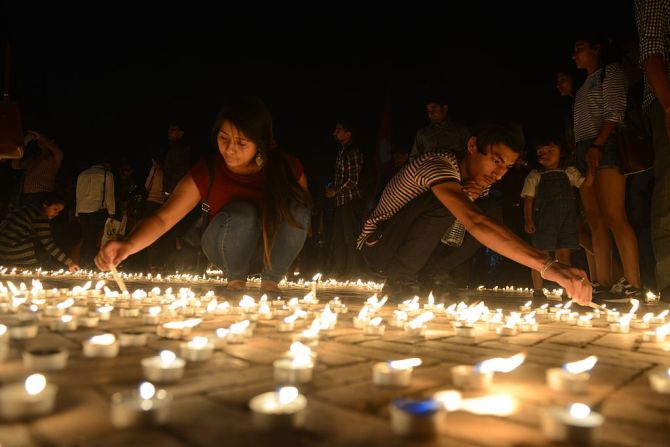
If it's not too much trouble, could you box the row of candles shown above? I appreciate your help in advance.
[0,277,668,442]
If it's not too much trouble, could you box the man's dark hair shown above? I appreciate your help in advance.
[473,120,526,155]
[336,118,357,136]
[424,94,449,106]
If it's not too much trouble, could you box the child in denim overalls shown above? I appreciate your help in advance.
[522,138,593,297]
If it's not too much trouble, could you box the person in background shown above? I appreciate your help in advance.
[409,95,470,161]
[12,130,63,207]
[325,120,364,278]
[0,192,79,272]
[522,137,592,298]
[95,97,311,295]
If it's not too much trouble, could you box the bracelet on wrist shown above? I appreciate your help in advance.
[540,258,560,279]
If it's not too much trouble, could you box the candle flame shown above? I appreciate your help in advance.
[139,381,156,400]
[642,312,654,323]
[159,350,176,365]
[182,318,202,328]
[239,295,256,309]
[289,341,311,357]
[148,306,161,316]
[0,324,6,336]
[619,313,634,326]
[569,402,591,419]
[206,299,217,313]
[61,315,73,323]
[312,273,322,281]
[277,386,299,405]
[564,356,598,374]
[97,305,114,313]
[656,310,669,319]
[90,333,116,345]
[427,292,435,306]
[408,311,435,329]
[476,352,526,373]
[25,374,46,396]
[95,280,105,290]
[388,358,422,370]
[433,390,462,411]
[189,336,209,348]
[656,322,670,337]
[230,320,250,334]
[57,298,74,309]
[460,394,517,416]
[258,303,271,314]
[369,317,383,327]
[523,300,532,308]
[629,298,640,315]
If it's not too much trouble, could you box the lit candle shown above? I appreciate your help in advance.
[22,348,69,371]
[518,312,539,332]
[404,311,434,337]
[364,317,386,335]
[451,352,526,390]
[576,315,593,328]
[110,381,173,428]
[606,309,621,323]
[631,313,654,329]
[535,303,549,316]
[496,314,519,336]
[372,358,421,387]
[258,303,273,320]
[143,306,162,324]
[651,309,669,325]
[248,386,307,431]
[119,331,148,347]
[352,305,370,329]
[277,314,299,332]
[609,314,632,333]
[546,356,597,394]
[83,334,120,358]
[119,307,140,317]
[7,321,38,340]
[541,403,604,444]
[520,300,532,312]
[157,318,202,339]
[226,320,251,344]
[389,398,442,438]
[643,322,670,343]
[141,350,186,383]
[645,290,660,305]
[0,373,58,419]
[78,312,100,328]
[648,367,670,394]
[310,273,321,302]
[49,315,78,332]
[273,345,314,385]
[180,336,214,362]
[97,305,114,321]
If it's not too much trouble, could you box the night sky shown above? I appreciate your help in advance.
[2,1,637,189]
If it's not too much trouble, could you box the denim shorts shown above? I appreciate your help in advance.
[574,132,620,176]
[532,202,580,251]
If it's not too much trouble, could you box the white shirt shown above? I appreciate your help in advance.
[76,165,115,216]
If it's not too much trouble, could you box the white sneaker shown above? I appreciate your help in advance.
[610,277,627,294]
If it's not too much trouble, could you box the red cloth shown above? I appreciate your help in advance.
[190,152,304,216]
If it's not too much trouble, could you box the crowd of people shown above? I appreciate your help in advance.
[2,10,670,305]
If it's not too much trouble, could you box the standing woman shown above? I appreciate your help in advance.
[572,34,643,298]
[95,97,311,293]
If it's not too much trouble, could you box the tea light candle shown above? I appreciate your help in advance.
[390,310,408,328]
[110,382,173,428]
[389,398,442,438]
[404,311,434,337]
[50,315,78,332]
[496,324,518,336]
[454,322,477,337]
[576,315,593,327]
[119,331,148,347]
[546,356,597,394]
[632,313,654,330]
[273,353,314,385]
[372,358,421,387]
[227,320,251,344]
[0,374,58,419]
[180,336,214,362]
[96,305,114,321]
[609,314,632,333]
[248,386,307,431]
[157,318,202,339]
[8,321,38,340]
[23,348,69,371]
[364,317,386,335]
[143,307,162,324]
[68,305,88,316]
[651,310,669,325]
[451,365,493,390]
[277,315,298,332]
[648,367,670,394]
[142,350,186,383]
[541,403,604,444]
[535,304,549,315]
[83,333,120,358]
[119,307,140,317]
[519,300,532,312]
[78,313,100,328]
[257,303,273,320]
[606,311,621,323]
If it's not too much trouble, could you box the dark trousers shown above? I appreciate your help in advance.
[330,198,363,276]
[79,210,107,269]
[362,191,501,283]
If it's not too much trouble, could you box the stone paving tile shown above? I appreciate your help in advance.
[0,425,39,447]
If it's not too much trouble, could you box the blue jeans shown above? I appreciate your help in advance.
[201,200,310,282]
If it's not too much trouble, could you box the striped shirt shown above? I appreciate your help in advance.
[357,152,486,249]
[635,0,670,110]
[0,204,71,266]
[573,64,628,143]
[333,144,363,207]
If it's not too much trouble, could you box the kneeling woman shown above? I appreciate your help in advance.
[0,192,79,272]
[95,97,311,292]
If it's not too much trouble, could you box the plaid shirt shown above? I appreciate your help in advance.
[333,143,363,207]
[635,0,670,109]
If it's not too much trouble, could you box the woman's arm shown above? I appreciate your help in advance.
[95,173,201,269]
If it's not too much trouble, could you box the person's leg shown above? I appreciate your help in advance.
[329,205,347,276]
[555,247,571,265]
[579,184,612,286]
[201,201,262,283]
[362,193,454,284]
[649,100,670,294]
[262,202,311,283]
[340,198,364,276]
[595,168,641,288]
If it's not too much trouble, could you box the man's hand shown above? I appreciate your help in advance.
[324,187,337,198]
[542,262,592,306]
[65,260,80,273]
[524,221,535,234]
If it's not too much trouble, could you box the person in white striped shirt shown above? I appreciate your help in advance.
[358,120,592,305]
[572,34,644,299]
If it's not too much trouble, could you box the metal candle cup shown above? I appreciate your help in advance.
[110,383,172,428]
[179,337,214,362]
[83,334,120,358]
[0,375,58,420]
[22,348,69,371]
[372,362,414,387]
[8,322,38,340]
[50,316,77,332]
[248,388,307,431]
[273,358,314,385]
[454,324,477,337]
[119,331,148,347]
[546,368,590,394]
[451,365,493,390]
[141,352,186,383]
[389,398,442,438]
[541,404,604,444]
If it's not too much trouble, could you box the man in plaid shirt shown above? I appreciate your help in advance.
[325,120,364,277]
[636,0,670,298]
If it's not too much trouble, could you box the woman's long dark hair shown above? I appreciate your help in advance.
[210,97,311,267]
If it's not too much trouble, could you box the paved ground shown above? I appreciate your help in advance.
[0,275,669,447]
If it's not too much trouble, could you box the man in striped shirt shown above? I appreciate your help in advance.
[636,0,670,299]
[0,192,79,271]
[358,120,592,305]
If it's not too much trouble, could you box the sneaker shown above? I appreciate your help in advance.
[532,288,545,299]
[591,282,610,295]
[609,277,627,295]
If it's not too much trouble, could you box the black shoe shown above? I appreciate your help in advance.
[532,288,545,299]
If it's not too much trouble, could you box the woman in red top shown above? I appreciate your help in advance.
[95,97,311,292]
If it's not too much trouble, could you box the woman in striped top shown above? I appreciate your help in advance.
[0,192,79,272]
[572,34,643,299]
